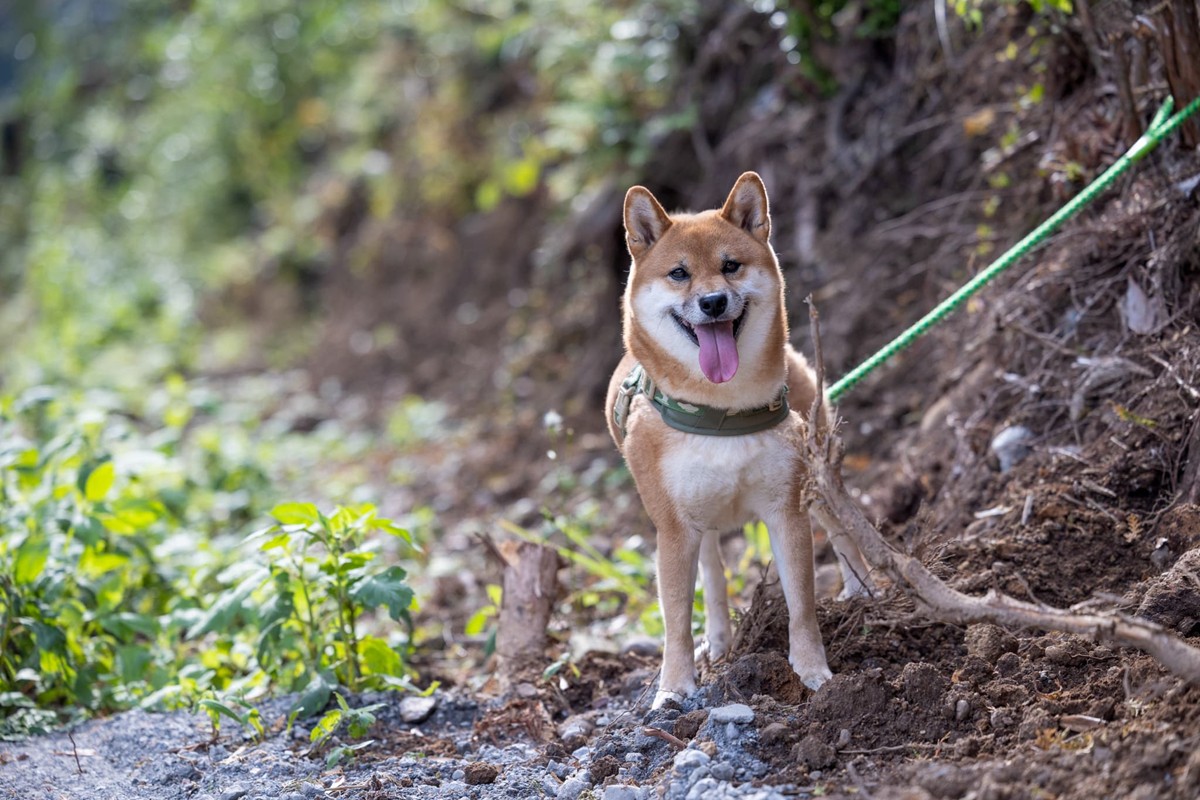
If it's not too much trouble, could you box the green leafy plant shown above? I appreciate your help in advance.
[309,692,384,767]
[197,692,265,742]
[249,502,416,704]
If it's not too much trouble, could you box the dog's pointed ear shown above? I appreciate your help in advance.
[720,172,770,243]
[624,186,672,258]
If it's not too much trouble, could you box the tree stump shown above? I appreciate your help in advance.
[496,541,560,677]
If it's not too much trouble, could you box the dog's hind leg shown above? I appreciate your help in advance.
[811,505,874,600]
[696,530,732,663]
[763,505,832,690]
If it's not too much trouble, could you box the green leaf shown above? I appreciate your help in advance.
[84,461,115,502]
[14,537,49,584]
[310,707,342,745]
[464,607,493,637]
[271,502,320,526]
[349,566,413,622]
[187,568,267,638]
[358,636,402,677]
[101,498,164,534]
[290,670,335,723]
[198,698,247,729]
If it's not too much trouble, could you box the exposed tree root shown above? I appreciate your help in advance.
[803,299,1200,685]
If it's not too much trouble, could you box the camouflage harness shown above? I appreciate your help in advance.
[613,362,790,437]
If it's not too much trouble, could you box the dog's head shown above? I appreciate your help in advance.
[622,172,788,402]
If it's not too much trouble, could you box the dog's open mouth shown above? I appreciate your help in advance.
[672,308,746,384]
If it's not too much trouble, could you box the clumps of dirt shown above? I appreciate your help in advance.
[1132,547,1200,636]
[712,652,809,706]
[462,761,501,785]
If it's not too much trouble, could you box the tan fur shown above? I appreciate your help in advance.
[607,173,873,708]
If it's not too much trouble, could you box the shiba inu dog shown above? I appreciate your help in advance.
[605,172,872,708]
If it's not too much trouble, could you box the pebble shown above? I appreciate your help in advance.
[673,748,711,771]
[219,786,249,800]
[399,696,439,724]
[548,759,570,779]
[725,722,740,740]
[452,769,466,781]
[956,698,971,722]
[557,777,589,800]
[604,787,641,800]
[708,704,754,724]
[542,774,563,795]
[710,761,735,781]
[991,425,1033,472]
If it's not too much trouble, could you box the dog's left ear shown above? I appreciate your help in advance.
[720,172,770,243]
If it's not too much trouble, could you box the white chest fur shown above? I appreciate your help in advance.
[659,425,797,534]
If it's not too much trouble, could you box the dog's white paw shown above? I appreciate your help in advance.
[694,635,730,664]
[651,689,687,710]
[791,659,833,691]
[837,578,873,601]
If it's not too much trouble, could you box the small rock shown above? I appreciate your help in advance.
[955,698,971,722]
[559,715,596,750]
[451,769,466,781]
[708,703,754,724]
[219,786,249,800]
[558,777,588,800]
[604,787,640,800]
[725,722,739,740]
[399,696,439,724]
[686,777,719,800]
[673,748,711,772]
[990,426,1033,473]
[571,745,592,761]
[710,761,735,781]
[548,759,570,779]
[300,783,325,798]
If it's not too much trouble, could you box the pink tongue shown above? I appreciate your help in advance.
[696,321,739,383]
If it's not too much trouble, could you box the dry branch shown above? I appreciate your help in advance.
[804,306,1200,685]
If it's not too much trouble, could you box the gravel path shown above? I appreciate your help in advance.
[0,690,799,800]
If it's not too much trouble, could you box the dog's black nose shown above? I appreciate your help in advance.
[698,292,728,318]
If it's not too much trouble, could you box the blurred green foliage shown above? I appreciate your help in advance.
[0,0,701,729]
[0,0,691,391]
[0,378,416,737]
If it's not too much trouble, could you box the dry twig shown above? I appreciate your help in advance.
[641,726,687,749]
[804,304,1200,686]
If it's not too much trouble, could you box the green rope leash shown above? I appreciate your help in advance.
[827,95,1200,403]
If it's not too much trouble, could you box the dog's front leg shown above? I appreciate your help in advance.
[762,504,832,690]
[653,520,701,709]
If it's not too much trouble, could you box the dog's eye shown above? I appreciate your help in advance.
[721,259,742,275]
[667,267,690,281]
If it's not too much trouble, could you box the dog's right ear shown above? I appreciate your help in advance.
[624,186,672,258]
